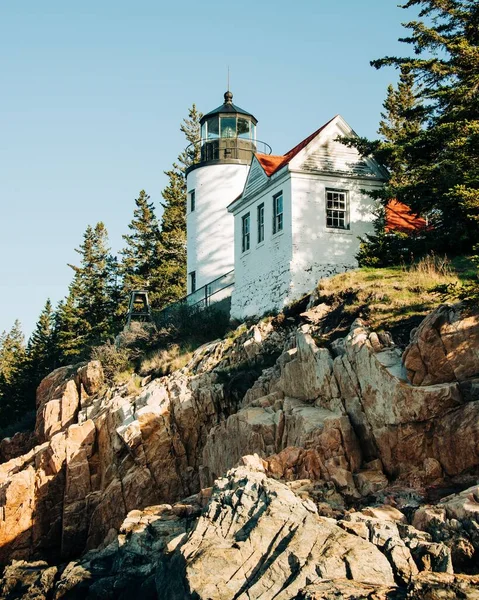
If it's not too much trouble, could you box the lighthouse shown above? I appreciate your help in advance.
[185,91,269,297]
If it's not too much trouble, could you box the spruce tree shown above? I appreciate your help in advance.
[27,299,59,382]
[156,164,188,307]
[119,190,162,308]
[370,0,479,252]
[57,222,119,360]
[155,105,203,308]
[0,321,28,423]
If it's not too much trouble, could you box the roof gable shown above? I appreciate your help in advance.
[255,116,337,178]
[289,116,386,179]
[242,155,269,199]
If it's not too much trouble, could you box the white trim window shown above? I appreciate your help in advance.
[273,191,283,234]
[242,213,251,252]
[326,189,349,229]
[257,203,264,243]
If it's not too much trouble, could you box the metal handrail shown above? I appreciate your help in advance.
[154,270,235,324]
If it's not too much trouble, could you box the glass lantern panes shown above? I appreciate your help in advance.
[221,117,236,138]
[207,117,219,139]
[238,118,251,139]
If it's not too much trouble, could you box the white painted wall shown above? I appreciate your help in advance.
[289,172,383,299]
[230,173,294,319]
[186,163,249,293]
[230,170,383,320]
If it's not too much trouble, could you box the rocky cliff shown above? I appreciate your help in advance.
[0,299,478,598]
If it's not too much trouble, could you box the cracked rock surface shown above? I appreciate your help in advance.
[0,302,478,597]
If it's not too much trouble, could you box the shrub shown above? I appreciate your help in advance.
[91,341,132,382]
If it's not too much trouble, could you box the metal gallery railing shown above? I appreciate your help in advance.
[154,270,234,326]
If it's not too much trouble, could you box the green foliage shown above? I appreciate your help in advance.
[119,190,162,310]
[0,321,29,424]
[154,105,203,309]
[56,222,121,361]
[356,206,433,267]
[155,164,188,308]
[343,0,479,256]
[90,341,132,383]
[27,299,59,382]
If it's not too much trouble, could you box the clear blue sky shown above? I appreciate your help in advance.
[0,0,414,338]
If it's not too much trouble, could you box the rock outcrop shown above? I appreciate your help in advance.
[0,465,475,599]
[0,301,478,597]
[403,303,479,386]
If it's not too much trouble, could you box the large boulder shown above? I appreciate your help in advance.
[403,304,479,386]
[157,467,395,599]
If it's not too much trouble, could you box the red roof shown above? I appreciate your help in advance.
[385,199,427,232]
[255,116,337,177]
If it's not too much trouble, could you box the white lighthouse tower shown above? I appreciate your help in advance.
[185,91,267,297]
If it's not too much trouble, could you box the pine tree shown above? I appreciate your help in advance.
[27,299,59,382]
[370,0,479,252]
[155,105,203,308]
[156,164,188,307]
[0,320,28,423]
[57,222,119,360]
[377,66,424,189]
[119,190,162,308]
[178,104,203,169]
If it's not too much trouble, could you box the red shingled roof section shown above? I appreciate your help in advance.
[385,199,427,232]
[255,154,285,176]
[256,115,338,177]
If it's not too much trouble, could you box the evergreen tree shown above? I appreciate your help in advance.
[119,190,162,308]
[155,105,203,308]
[156,164,188,307]
[27,299,59,382]
[0,321,28,423]
[57,222,119,360]
[370,0,479,252]
[377,66,424,189]
[178,104,203,169]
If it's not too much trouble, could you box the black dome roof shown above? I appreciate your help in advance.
[200,91,257,125]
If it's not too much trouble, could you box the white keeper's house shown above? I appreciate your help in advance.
[185,91,388,320]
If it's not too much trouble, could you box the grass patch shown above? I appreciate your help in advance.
[313,254,469,347]
[139,344,194,378]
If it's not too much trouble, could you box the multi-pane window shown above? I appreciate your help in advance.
[190,271,196,293]
[242,213,251,252]
[273,192,283,234]
[189,189,196,212]
[257,203,264,243]
[326,189,349,229]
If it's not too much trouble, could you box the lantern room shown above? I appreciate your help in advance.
[196,91,269,165]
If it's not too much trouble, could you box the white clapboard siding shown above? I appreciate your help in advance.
[243,156,268,198]
[301,140,376,178]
